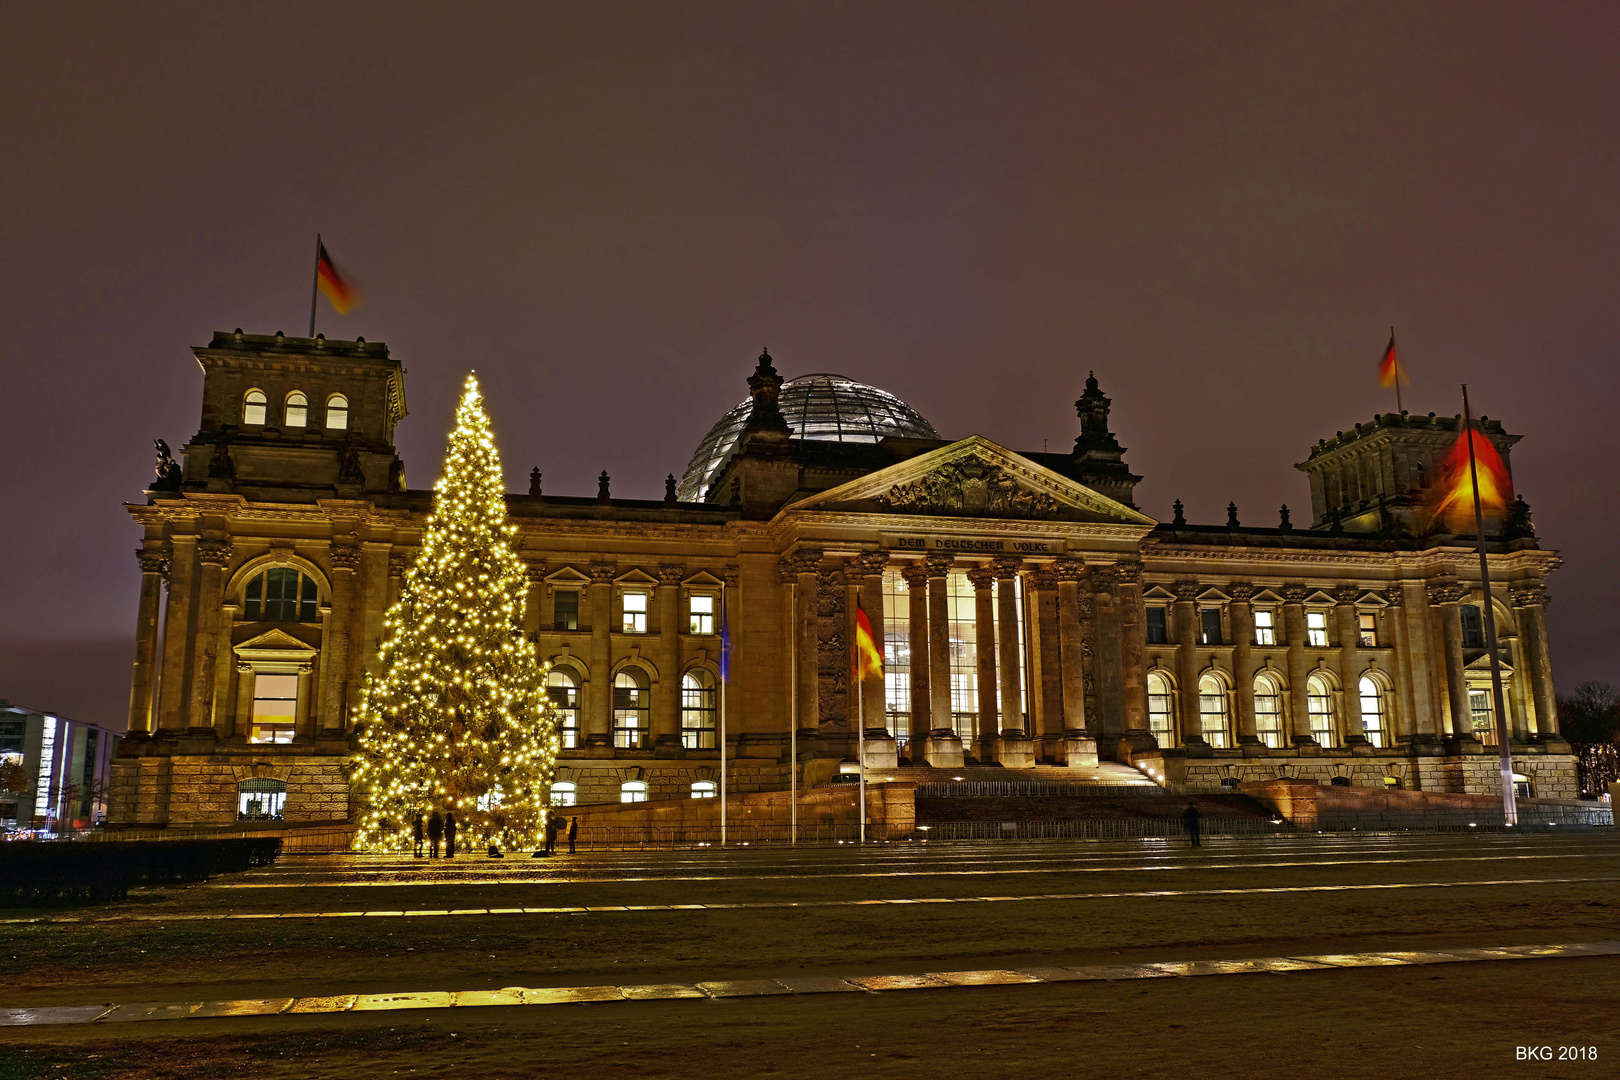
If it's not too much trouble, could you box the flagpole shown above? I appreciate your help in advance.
[790,584,798,847]
[308,234,321,338]
[858,664,867,845]
[1391,327,1404,414]
[719,592,728,848]
[1461,384,1517,826]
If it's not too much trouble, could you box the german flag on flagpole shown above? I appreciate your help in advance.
[1424,420,1512,535]
[853,601,884,681]
[1379,328,1407,412]
[316,239,359,314]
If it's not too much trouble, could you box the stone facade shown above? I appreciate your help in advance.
[112,334,1577,828]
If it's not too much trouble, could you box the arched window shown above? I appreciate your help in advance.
[549,781,576,807]
[244,568,319,622]
[237,778,286,820]
[284,391,308,428]
[620,780,648,803]
[243,389,267,426]
[546,668,580,749]
[1253,673,1284,748]
[1358,675,1387,748]
[612,668,649,748]
[1307,674,1335,747]
[1146,672,1175,747]
[691,780,716,799]
[681,669,716,749]
[1198,674,1229,748]
[326,393,349,430]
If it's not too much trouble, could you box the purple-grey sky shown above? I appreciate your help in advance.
[3,2,1617,727]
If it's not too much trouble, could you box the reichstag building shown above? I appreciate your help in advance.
[110,331,1574,826]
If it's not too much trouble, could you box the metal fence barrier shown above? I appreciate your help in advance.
[914,782,1160,797]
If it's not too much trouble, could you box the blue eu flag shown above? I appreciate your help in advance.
[718,603,730,683]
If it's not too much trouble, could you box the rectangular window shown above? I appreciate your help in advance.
[1358,612,1378,647]
[689,594,715,635]
[1460,605,1485,649]
[1200,607,1222,646]
[1359,682,1386,748]
[1306,611,1329,647]
[1254,685,1284,748]
[1469,689,1498,746]
[249,672,298,744]
[1253,610,1276,646]
[1145,607,1168,645]
[1147,681,1175,746]
[883,570,913,741]
[552,590,579,632]
[1198,688,1229,749]
[621,591,648,633]
[1307,688,1335,747]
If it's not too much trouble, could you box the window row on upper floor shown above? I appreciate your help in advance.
[548,588,717,636]
[242,389,348,431]
[1146,602,1500,650]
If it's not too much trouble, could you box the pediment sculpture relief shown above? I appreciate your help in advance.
[876,458,1063,519]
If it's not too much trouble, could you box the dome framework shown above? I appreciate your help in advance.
[677,373,940,501]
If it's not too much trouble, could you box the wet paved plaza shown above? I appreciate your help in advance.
[2,832,1617,1078]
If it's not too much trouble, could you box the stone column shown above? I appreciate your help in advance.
[524,564,545,637]
[1052,559,1097,767]
[967,565,999,762]
[294,663,314,740]
[794,551,823,746]
[156,535,197,732]
[211,600,239,730]
[354,542,390,687]
[1333,586,1366,745]
[318,541,360,737]
[1512,584,1561,743]
[778,558,802,762]
[720,565,740,752]
[853,552,896,768]
[585,562,615,746]
[1028,568,1065,761]
[1090,567,1126,743]
[654,563,685,754]
[1229,583,1260,747]
[923,553,962,766]
[1172,580,1204,747]
[388,554,409,611]
[1281,585,1315,746]
[233,662,256,742]
[992,558,1032,766]
[1115,561,1150,741]
[187,538,233,734]
[1429,582,1480,749]
[900,562,932,756]
[1391,583,1440,748]
[127,547,167,735]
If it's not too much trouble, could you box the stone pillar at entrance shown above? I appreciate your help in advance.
[318,541,359,738]
[1114,562,1156,756]
[901,562,930,755]
[128,546,167,735]
[1228,583,1260,748]
[187,538,232,735]
[922,553,963,768]
[966,565,999,764]
[794,551,823,752]
[1052,558,1097,768]
[653,564,685,754]
[1281,585,1316,747]
[1172,580,1205,748]
[585,561,616,746]
[992,558,1033,767]
[156,535,197,732]
[1512,584,1564,746]
[1429,582,1482,751]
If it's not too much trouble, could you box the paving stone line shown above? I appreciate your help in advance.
[4,874,1615,926]
[2,942,1616,1028]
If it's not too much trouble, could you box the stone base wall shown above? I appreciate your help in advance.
[108,748,351,826]
[1127,747,1579,799]
[566,782,915,841]
[1242,778,1612,830]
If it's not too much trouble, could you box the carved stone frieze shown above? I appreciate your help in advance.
[876,456,1063,519]
[992,556,1023,580]
[588,561,618,584]
[923,552,955,577]
[197,538,234,566]
[1383,584,1405,608]
[1281,584,1310,604]
[965,565,996,589]
[328,543,362,571]
[899,562,930,589]
[1051,557,1085,582]
[655,563,687,586]
[1332,585,1361,605]
[1172,580,1202,603]
[136,548,169,575]
[1510,584,1549,608]
[1227,582,1256,604]
[1427,582,1468,606]
[1112,561,1143,587]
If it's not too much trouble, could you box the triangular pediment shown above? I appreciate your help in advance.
[543,566,592,585]
[784,436,1156,526]
[233,627,318,662]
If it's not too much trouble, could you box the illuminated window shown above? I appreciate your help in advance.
[1198,674,1229,748]
[689,594,715,635]
[1253,673,1284,748]
[1460,604,1485,649]
[549,781,576,807]
[945,571,979,745]
[1253,610,1276,646]
[1199,607,1222,645]
[1146,607,1168,644]
[1307,674,1335,747]
[1383,776,1402,789]
[237,778,286,820]
[552,589,579,631]
[691,781,716,799]
[1512,772,1533,799]
[244,568,319,622]
[284,391,308,428]
[681,670,716,749]
[249,673,298,744]
[546,668,579,749]
[1358,612,1378,647]
[882,570,913,739]
[621,591,648,633]
[620,780,648,803]
[243,389,267,426]
[1470,689,1497,745]
[1306,611,1329,647]
[1358,675,1386,747]
[1147,671,1175,747]
[613,669,649,747]
[325,394,349,430]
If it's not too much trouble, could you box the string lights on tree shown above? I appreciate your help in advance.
[351,374,557,852]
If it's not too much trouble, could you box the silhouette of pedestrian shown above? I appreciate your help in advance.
[427,811,443,858]
[543,814,556,856]
[445,810,458,858]
[568,816,578,854]
[413,813,425,858]
[1181,802,1202,848]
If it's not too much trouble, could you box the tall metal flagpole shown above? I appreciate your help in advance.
[308,234,322,338]
[719,593,728,847]
[858,665,867,844]
[1461,385,1517,826]
[790,584,798,847]
[1390,327,1404,414]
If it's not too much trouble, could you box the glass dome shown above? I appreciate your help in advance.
[677,373,941,502]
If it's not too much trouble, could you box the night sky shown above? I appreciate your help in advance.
[4,3,1617,727]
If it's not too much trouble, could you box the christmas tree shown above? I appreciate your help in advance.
[351,374,556,852]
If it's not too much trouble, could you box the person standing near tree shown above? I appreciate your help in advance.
[568,816,578,854]
[427,811,443,858]
[413,813,425,858]
[445,810,458,858]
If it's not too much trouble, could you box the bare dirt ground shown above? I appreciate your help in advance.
[2,833,1617,1079]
